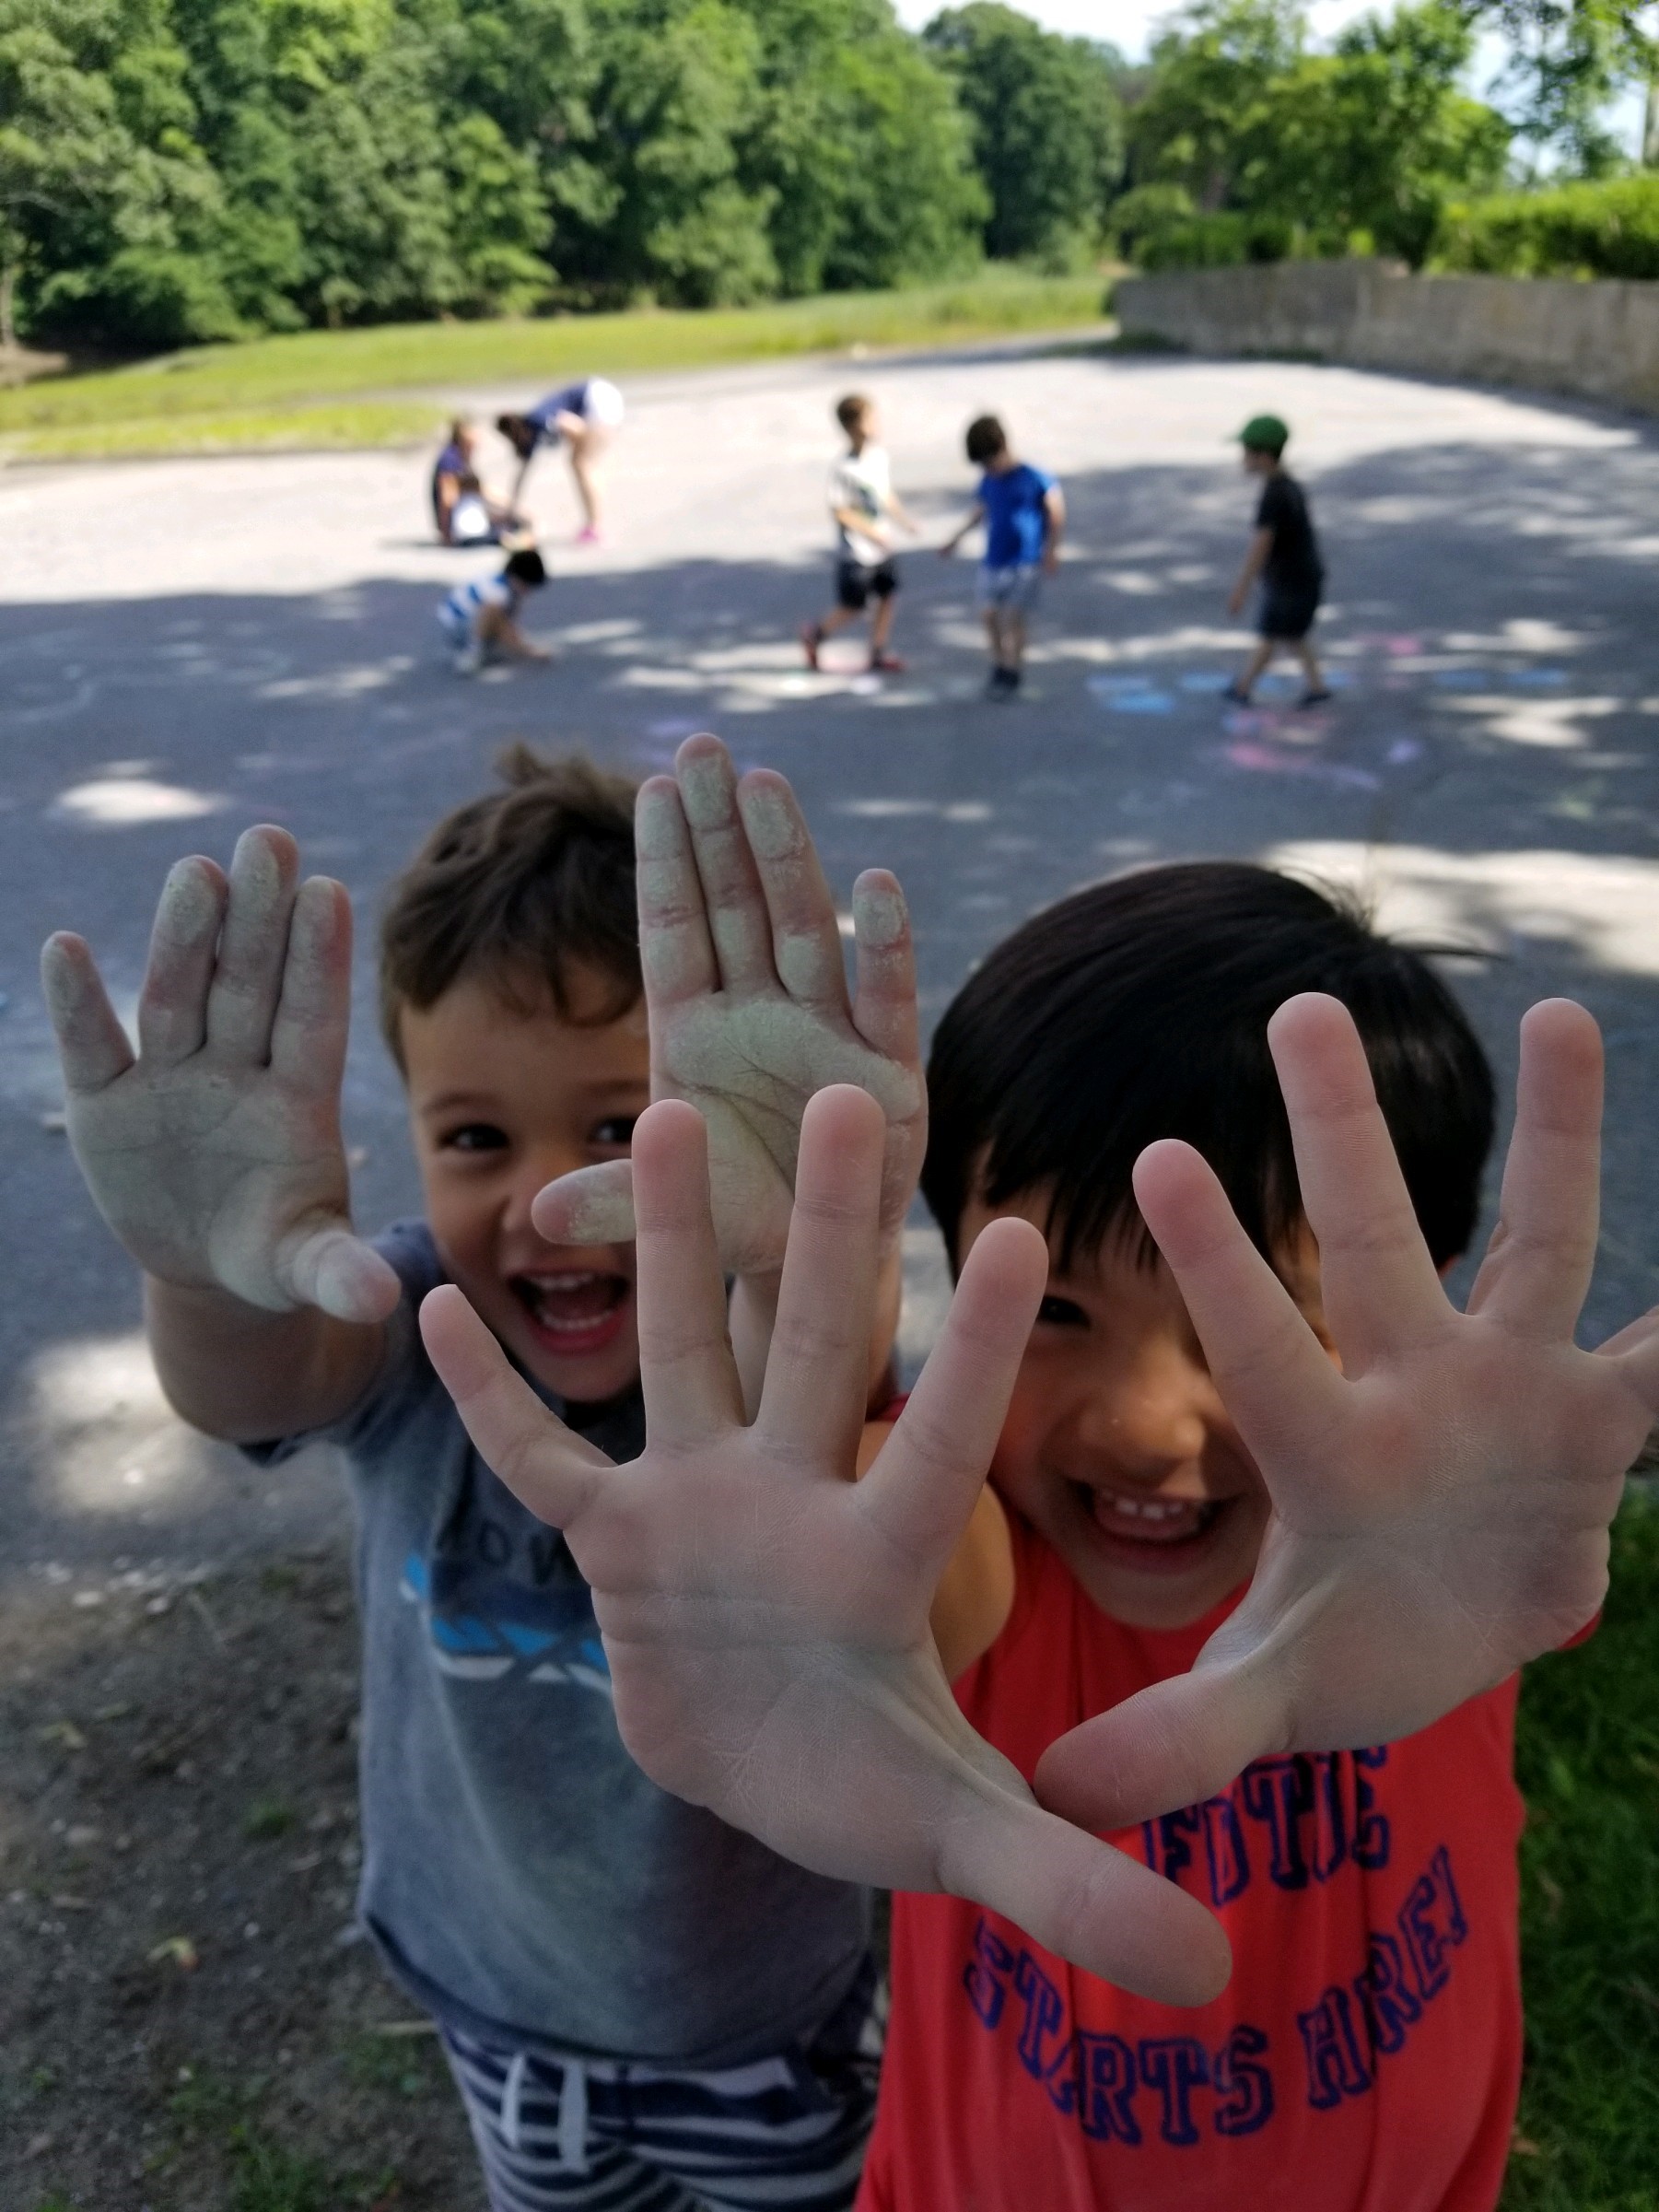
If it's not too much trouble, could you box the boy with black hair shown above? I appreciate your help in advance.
[437,544,550,675]
[41,742,932,2212]
[940,413,1063,696]
[1226,414,1330,708]
[447,742,1659,2212]
[801,393,918,676]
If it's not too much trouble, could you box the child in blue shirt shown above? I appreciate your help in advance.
[940,414,1065,697]
[437,545,550,676]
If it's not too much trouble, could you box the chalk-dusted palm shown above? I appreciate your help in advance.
[41,827,399,1323]
[532,733,924,1280]
[1036,993,1659,1834]
[422,1085,1232,2007]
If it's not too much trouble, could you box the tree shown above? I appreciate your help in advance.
[924,2,1123,262]
[1468,0,1656,172]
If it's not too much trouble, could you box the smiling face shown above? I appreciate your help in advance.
[958,1185,1338,1631]
[400,964,649,1405]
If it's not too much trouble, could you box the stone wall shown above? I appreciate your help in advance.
[1114,259,1659,415]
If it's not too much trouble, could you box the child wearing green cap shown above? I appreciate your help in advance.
[1225,415,1330,709]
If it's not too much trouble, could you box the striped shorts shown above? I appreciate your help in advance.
[439,1958,884,2212]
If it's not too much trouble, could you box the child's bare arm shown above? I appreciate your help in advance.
[532,735,925,1416]
[479,604,550,662]
[1041,486,1066,572]
[41,830,399,1444]
[1228,525,1272,614]
[832,504,890,549]
[423,1087,1231,2007]
[939,500,985,556]
[1035,995,1659,1835]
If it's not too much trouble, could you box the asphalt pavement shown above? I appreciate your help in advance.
[5,340,1658,1584]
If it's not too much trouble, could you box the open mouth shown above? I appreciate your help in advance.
[510,1270,632,1359]
[1072,1479,1231,1568]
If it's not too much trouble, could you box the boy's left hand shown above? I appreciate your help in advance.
[1035,993,1659,1832]
[532,734,925,1282]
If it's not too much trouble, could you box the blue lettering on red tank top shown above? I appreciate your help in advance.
[958,1750,1470,2141]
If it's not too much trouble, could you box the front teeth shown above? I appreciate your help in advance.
[1107,1492,1189,1521]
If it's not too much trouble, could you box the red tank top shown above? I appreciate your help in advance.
[859,1507,1525,2212]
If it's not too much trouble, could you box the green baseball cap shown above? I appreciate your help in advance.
[1238,414,1290,455]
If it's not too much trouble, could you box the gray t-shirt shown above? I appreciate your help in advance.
[255,1221,870,2066]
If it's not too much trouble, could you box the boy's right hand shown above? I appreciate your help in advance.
[532,735,925,1283]
[41,827,400,1325]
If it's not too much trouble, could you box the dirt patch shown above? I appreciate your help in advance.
[0,1553,478,2212]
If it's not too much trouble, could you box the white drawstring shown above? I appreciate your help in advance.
[501,2051,528,2151]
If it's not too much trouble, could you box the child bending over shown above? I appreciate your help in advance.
[437,545,549,675]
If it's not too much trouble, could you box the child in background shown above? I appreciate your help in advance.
[1225,414,1330,708]
[430,418,521,545]
[41,744,932,2212]
[940,414,1063,698]
[497,377,626,542]
[801,393,918,676]
[437,545,549,675]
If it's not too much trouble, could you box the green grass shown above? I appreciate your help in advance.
[0,270,1111,462]
[1505,1487,1659,2207]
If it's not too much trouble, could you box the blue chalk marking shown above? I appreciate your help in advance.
[1110,692,1175,714]
[1432,670,1490,691]
[1506,668,1569,690]
[1180,672,1232,693]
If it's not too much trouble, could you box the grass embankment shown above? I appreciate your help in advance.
[0,270,1111,463]
[1506,1487,1659,2206]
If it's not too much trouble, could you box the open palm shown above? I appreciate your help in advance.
[422,1085,1231,2008]
[1035,992,1659,1833]
[531,734,924,1281]
[41,827,398,1324]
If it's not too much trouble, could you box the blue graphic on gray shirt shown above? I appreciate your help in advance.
[401,1550,613,1693]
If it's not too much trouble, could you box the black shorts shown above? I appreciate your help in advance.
[836,558,898,612]
[1259,579,1322,642]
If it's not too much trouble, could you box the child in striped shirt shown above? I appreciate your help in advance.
[438,546,550,675]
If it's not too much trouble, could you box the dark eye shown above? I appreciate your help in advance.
[1036,1294,1089,1329]
[442,1123,508,1153]
[590,1116,638,1147]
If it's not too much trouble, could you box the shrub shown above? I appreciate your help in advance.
[1434,175,1659,282]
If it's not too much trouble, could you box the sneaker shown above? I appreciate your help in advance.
[450,644,482,677]
[1297,686,1334,708]
[575,524,602,545]
[869,650,906,674]
[800,623,823,672]
[986,665,1022,698]
[1222,680,1253,706]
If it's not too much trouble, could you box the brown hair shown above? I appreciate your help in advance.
[380,745,640,1068]
[835,392,872,435]
[965,414,1007,465]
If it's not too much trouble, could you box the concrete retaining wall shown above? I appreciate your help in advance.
[1114,259,1659,415]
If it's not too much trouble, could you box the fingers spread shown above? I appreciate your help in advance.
[849,871,921,1074]
[41,934,134,1094]
[637,778,719,1009]
[859,1216,1046,1581]
[757,1085,889,1465]
[1466,999,1602,1340]
[268,877,354,1093]
[135,857,228,1066]
[675,736,776,991]
[1268,993,1446,1363]
[1034,1661,1290,1835]
[204,827,300,1061]
[420,1284,612,1527]
[942,1790,1232,2007]
[631,1099,746,1445]
[738,770,849,1012]
[532,1161,638,1247]
[1132,1139,1344,1468]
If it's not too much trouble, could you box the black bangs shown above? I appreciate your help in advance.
[920,862,1495,1278]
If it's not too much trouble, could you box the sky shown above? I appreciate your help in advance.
[892,0,1647,155]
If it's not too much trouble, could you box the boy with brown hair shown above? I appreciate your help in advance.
[801,393,918,676]
[446,737,1659,2212]
[41,743,928,2212]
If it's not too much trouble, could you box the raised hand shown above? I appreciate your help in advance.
[1035,993,1659,1833]
[421,1085,1232,2007]
[41,826,399,1324]
[530,733,924,1282]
